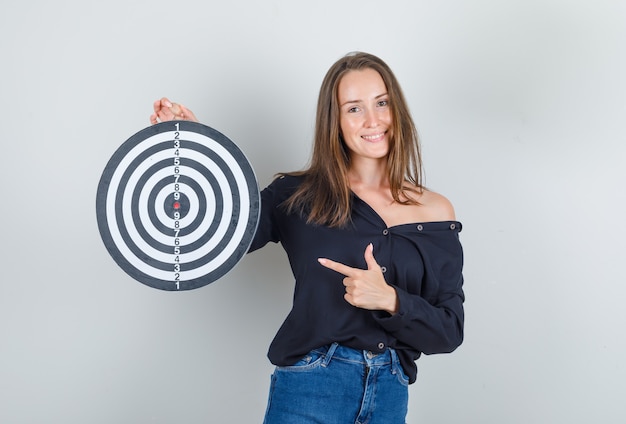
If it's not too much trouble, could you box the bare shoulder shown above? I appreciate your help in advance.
[416,189,456,221]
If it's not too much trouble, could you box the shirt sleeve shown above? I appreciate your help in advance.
[248,175,301,253]
[373,233,465,355]
[248,179,281,253]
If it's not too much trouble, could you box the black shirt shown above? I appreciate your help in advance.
[249,174,464,383]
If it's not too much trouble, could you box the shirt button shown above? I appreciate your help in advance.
[381,266,387,273]
[450,223,456,230]
[378,342,385,350]
[417,224,423,231]
[382,229,389,235]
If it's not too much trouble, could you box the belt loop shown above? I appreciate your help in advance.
[389,348,400,375]
[322,342,339,367]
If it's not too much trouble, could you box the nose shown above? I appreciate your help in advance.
[364,108,380,128]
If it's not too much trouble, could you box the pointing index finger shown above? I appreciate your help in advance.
[318,258,356,277]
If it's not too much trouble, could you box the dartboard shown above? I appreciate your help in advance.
[96,121,260,291]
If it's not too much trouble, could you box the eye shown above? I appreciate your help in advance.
[377,99,389,107]
[347,106,361,113]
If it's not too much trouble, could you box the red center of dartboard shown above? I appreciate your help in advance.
[173,201,181,210]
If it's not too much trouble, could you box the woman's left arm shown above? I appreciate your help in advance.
[319,231,465,355]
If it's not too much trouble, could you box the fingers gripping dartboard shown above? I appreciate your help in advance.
[96,121,260,291]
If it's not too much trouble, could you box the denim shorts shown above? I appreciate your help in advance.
[263,343,409,424]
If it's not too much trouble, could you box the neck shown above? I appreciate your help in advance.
[348,157,389,189]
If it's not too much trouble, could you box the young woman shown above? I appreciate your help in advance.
[151,52,464,424]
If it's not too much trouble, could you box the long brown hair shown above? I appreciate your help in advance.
[282,52,423,227]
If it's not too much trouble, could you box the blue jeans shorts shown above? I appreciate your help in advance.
[263,343,409,424]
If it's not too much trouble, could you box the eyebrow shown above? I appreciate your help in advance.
[340,92,388,107]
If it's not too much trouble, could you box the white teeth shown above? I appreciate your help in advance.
[362,133,385,141]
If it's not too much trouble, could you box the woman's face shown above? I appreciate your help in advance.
[337,68,392,163]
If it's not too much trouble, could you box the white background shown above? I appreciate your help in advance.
[1,0,625,422]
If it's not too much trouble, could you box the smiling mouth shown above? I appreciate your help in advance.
[362,131,387,142]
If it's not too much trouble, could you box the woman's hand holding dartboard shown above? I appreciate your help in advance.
[150,97,199,124]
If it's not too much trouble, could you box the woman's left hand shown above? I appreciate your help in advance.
[318,243,398,315]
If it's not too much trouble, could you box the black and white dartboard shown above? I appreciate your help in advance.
[96,121,260,291]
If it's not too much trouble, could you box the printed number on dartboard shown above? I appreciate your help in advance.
[173,123,182,289]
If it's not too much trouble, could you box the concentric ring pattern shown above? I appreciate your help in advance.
[96,121,260,291]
